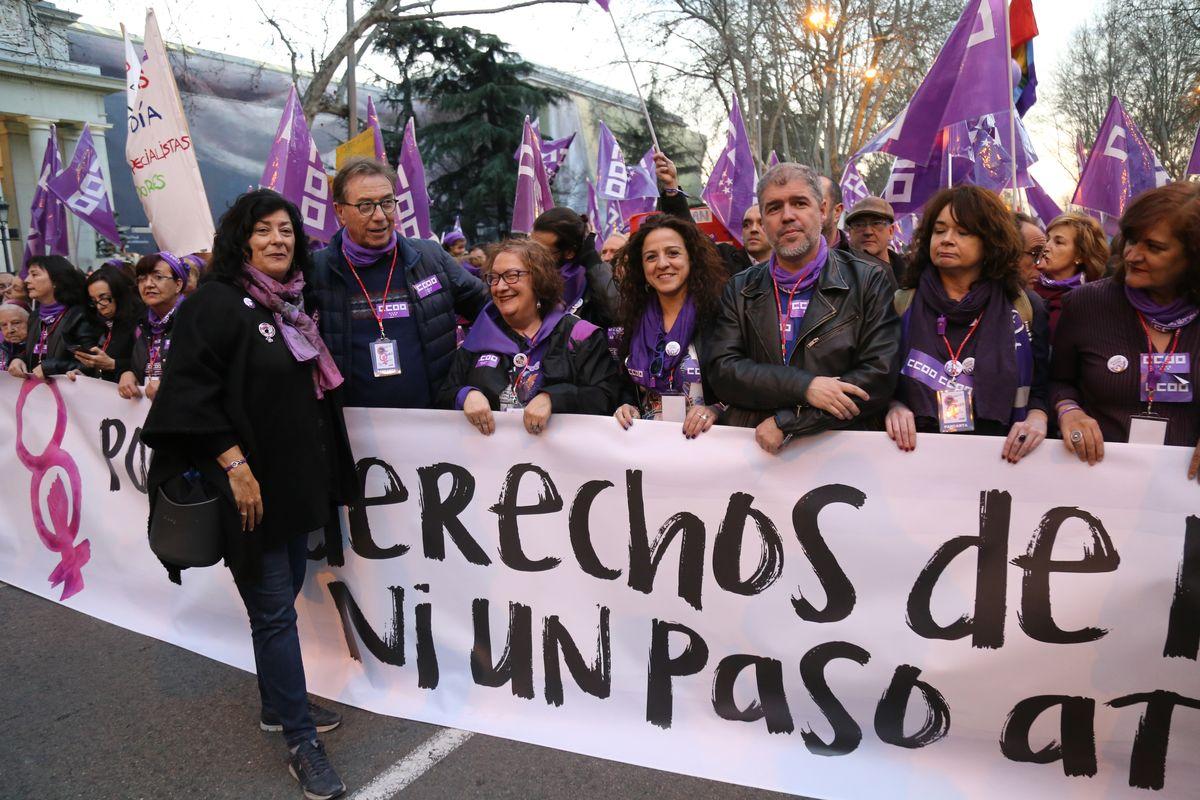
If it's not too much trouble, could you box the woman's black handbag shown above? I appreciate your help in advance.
[148,470,225,568]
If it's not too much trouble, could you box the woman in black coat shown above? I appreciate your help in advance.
[141,190,356,800]
[73,264,142,382]
[438,237,622,435]
[7,255,100,378]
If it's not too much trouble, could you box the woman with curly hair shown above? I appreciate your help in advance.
[1033,211,1109,334]
[885,185,1051,462]
[439,238,622,436]
[611,213,729,437]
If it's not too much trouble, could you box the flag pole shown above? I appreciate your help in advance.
[1003,0,1021,211]
[606,10,660,152]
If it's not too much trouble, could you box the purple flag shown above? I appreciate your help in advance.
[512,116,552,235]
[1026,179,1063,228]
[542,133,575,183]
[840,160,870,209]
[857,0,1011,167]
[1075,134,1088,175]
[592,0,610,10]
[586,180,603,253]
[944,111,1037,192]
[767,150,781,169]
[628,148,658,200]
[701,94,758,245]
[1073,96,1170,223]
[602,199,626,239]
[1186,122,1200,178]
[261,85,338,244]
[891,213,919,251]
[366,96,387,162]
[22,125,70,273]
[883,130,951,217]
[596,122,631,201]
[46,124,121,247]
[395,118,433,240]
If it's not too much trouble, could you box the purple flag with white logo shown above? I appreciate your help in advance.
[612,148,658,221]
[701,94,758,245]
[261,85,338,244]
[366,96,387,162]
[1026,179,1063,228]
[46,124,121,246]
[840,160,870,209]
[22,124,70,273]
[944,111,1037,192]
[883,130,951,217]
[394,118,433,240]
[596,122,631,201]
[512,116,552,235]
[602,199,626,239]
[1073,96,1169,223]
[856,0,1011,167]
[542,133,575,183]
[1185,122,1200,178]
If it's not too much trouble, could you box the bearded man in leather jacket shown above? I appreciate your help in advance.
[706,162,902,454]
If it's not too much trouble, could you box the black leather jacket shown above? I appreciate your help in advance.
[706,248,901,437]
[23,305,102,376]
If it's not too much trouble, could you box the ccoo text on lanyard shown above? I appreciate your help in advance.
[1137,312,1182,412]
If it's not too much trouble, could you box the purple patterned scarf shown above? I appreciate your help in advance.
[625,295,698,391]
[1037,272,1083,290]
[1124,284,1200,332]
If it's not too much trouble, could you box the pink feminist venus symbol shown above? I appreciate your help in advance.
[14,378,90,600]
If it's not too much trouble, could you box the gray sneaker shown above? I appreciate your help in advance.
[288,739,346,800]
[261,701,342,733]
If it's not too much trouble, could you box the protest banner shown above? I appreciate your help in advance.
[1,376,1197,798]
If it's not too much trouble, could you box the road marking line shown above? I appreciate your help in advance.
[348,727,474,799]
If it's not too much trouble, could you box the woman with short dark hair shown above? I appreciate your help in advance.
[75,264,142,382]
[439,238,622,435]
[118,252,188,400]
[611,214,728,437]
[532,206,620,326]
[885,185,1051,463]
[1051,182,1200,480]
[141,188,357,799]
[7,255,99,379]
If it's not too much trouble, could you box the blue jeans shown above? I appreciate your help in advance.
[235,533,315,748]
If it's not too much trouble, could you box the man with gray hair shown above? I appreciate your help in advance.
[707,162,902,454]
[306,156,488,409]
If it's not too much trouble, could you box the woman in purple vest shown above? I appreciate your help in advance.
[1051,182,1200,480]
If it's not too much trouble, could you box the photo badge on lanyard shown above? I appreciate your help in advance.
[1129,413,1168,446]
[371,338,401,377]
[937,387,975,433]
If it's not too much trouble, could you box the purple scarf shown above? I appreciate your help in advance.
[625,295,698,391]
[341,229,398,267]
[561,261,587,309]
[900,268,1025,426]
[769,236,829,292]
[147,296,183,336]
[1037,272,1084,290]
[242,265,344,399]
[1124,284,1200,332]
[37,302,66,325]
[463,302,566,356]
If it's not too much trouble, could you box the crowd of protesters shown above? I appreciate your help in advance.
[5,152,1199,800]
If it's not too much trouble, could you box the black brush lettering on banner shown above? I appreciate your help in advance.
[125,426,149,493]
[99,418,124,491]
[1012,507,1119,644]
[568,479,623,580]
[797,641,871,756]
[907,490,1010,649]
[347,457,409,560]
[1108,691,1200,791]
[470,598,534,699]
[542,606,611,707]
[419,462,490,565]
[712,654,795,734]
[627,470,706,610]
[490,463,563,572]
[1163,516,1200,660]
[999,695,1097,778]
[873,665,951,748]
[712,492,784,596]
[413,584,439,690]
[326,581,405,666]
[646,619,710,729]
[790,485,866,623]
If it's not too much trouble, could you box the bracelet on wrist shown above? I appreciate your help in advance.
[1056,404,1082,418]
[222,458,247,474]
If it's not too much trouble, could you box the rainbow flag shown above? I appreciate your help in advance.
[1010,0,1038,116]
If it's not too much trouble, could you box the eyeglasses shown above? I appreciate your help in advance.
[848,218,891,232]
[89,294,114,308]
[484,270,530,286]
[650,332,666,379]
[136,273,177,286]
[342,198,397,217]
[1025,246,1046,263]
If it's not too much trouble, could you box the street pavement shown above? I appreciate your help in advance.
[0,582,805,800]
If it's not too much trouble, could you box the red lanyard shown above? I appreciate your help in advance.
[344,246,399,338]
[1137,312,1182,409]
[941,317,981,366]
[772,274,806,362]
[34,311,65,357]
[100,327,113,353]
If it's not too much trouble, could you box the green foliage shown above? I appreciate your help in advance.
[375,19,565,238]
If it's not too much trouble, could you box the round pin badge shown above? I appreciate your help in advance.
[961,357,976,375]
[664,341,681,357]
[513,353,528,368]
[944,359,963,377]
[243,297,255,308]
[1107,355,1129,373]
[258,323,276,342]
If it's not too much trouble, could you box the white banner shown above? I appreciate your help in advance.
[2,376,1198,799]
[124,9,215,255]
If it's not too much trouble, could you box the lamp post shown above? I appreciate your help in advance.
[0,196,11,274]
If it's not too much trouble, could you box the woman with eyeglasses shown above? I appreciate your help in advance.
[118,252,189,401]
[7,255,100,379]
[611,214,728,437]
[439,239,622,436]
[72,264,143,382]
[1031,212,1109,335]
